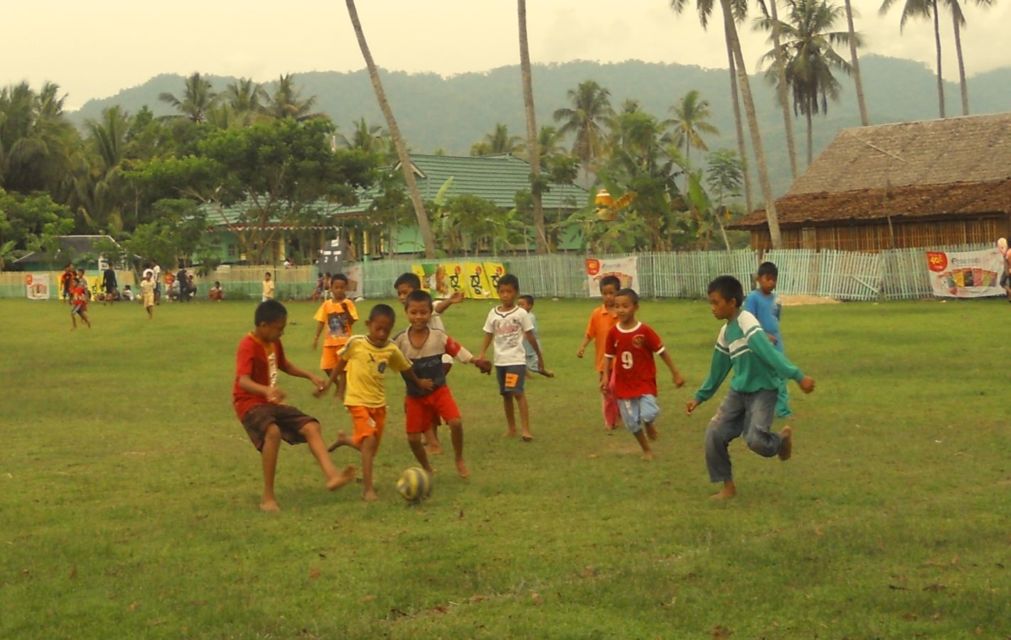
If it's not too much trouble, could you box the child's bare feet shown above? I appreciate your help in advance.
[456,459,470,478]
[778,426,793,461]
[521,431,534,442]
[504,429,517,438]
[645,424,658,441]
[260,498,281,512]
[326,431,352,452]
[326,465,356,491]
[362,490,379,502]
[426,442,443,455]
[710,481,736,500]
[642,450,654,461]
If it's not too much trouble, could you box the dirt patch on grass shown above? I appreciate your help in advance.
[780,295,842,306]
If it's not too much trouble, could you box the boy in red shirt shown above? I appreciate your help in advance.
[70,277,92,329]
[233,300,355,512]
[602,288,685,460]
[577,275,621,431]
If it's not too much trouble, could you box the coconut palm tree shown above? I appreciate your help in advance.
[947,0,993,116]
[759,0,854,165]
[262,74,323,121]
[470,123,524,156]
[158,72,217,123]
[552,80,614,177]
[517,0,548,254]
[336,117,389,156]
[756,0,801,178]
[224,78,267,125]
[666,90,720,168]
[880,0,946,118]
[344,0,435,258]
[842,0,870,124]
[0,82,78,196]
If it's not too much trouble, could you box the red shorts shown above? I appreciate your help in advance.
[404,386,461,434]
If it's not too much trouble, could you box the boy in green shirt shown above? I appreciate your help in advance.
[686,276,816,500]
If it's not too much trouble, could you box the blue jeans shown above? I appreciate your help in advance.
[704,389,782,482]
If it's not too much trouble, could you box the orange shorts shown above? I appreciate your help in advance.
[347,405,386,446]
[320,345,343,370]
[404,386,461,434]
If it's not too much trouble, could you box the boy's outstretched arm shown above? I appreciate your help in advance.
[315,358,348,396]
[576,334,593,358]
[281,359,325,390]
[525,330,551,376]
[312,321,324,350]
[687,347,732,415]
[434,290,464,314]
[658,351,685,388]
[746,329,814,392]
[478,332,493,361]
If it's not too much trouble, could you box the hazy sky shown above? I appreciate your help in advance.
[4,0,1009,110]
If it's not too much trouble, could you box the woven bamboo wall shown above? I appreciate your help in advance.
[748,216,1009,252]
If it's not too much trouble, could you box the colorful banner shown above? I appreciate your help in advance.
[585,256,638,297]
[25,273,50,300]
[926,248,1004,298]
[410,262,504,299]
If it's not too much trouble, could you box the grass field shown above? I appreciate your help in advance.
[1,296,1009,639]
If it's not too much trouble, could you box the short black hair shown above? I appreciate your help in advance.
[264,271,271,277]
[369,303,396,322]
[757,261,779,278]
[519,294,534,307]
[255,299,287,325]
[615,288,639,305]
[497,274,519,291]
[599,275,621,291]
[332,273,349,284]
[394,272,421,291]
[707,275,744,307]
[405,289,433,308]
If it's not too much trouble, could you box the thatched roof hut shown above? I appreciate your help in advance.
[730,113,1011,251]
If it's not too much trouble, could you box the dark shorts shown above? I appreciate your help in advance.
[495,365,526,396]
[1001,272,1010,288]
[240,404,318,451]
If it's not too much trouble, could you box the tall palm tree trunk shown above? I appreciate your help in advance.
[806,110,814,166]
[517,0,548,254]
[931,0,946,118]
[724,24,754,214]
[952,14,969,115]
[843,0,870,125]
[721,0,783,248]
[345,0,436,258]
[767,0,799,178]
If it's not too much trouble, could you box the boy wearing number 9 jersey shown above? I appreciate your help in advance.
[602,288,685,460]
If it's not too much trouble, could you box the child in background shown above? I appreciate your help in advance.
[312,274,358,395]
[122,284,135,301]
[70,277,92,329]
[478,274,547,442]
[687,276,815,500]
[262,272,275,302]
[577,275,621,431]
[209,281,224,301]
[140,273,156,319]
[743,262,791,418]
[312,273,325,302]
[394,290,491,478]
[233,300,355,512]
[320,304,433,502]
[601,289,685,460]
[517,295,553,377]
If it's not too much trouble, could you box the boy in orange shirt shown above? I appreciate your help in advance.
[312,273,358,395]
[576,275,620,431]
[233,300,355,512]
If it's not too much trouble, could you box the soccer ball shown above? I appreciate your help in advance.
[396,467,432,503]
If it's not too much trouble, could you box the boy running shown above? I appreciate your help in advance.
[312,273,358,395]
[577,275,621,431]
[232,300,355,512]
[140,272,156,319]
[394,290,491,478]
[320,304,433,502]
[686,276,816,500]
[478,274,547,441]
[70,277,91,329]
[743,261,791,418]
[601,288,685,460]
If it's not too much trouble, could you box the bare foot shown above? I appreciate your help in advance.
[456,459,470,478]
[642,450,654,461]
[521,432,534,442]
[710,481,736,500]
[362,490,379,502]
[645,424,658,441]
[260,499,280,512]
[326,431,351,453]
[504,429,518,438]
[778,426,793,461]
[326,465,356,491]
[426,443,443,455]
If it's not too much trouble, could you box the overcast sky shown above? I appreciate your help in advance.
[4,0,1009,110]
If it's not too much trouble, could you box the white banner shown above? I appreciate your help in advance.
[926,248,1004,298]
[25,273,51,300]
[585,256,638,297]
[344,263,363,298]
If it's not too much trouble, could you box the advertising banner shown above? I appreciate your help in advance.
[926,248,1004,298]
[585,256,638,297]
[410,262,505,299]
[25,273,51,300]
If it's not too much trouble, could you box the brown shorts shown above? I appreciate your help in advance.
[240,404,318,451]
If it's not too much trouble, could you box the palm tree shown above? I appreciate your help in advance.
[552,80,614,178]
[517,0,548,254]
[336,117,389,156]
[0,82,78,196]
[344,0,435,257]
[880,0,946,118]
[262,74,323,121]
[224,78,267,125]
[666,90,720,168]
[947,0,993,116]
[470,123,524,156]
[842,0,870,124]
[158,72,217,123]
[758,0,801,178]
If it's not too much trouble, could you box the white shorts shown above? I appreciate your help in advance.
[618,395,659,433]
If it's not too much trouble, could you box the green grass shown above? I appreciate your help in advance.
[1,296,1009,639]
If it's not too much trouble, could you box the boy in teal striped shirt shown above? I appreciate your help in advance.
[686,275,816,500]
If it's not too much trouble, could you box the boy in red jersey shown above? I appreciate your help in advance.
[601,288,685,460]
[233,300,355,512]
[70,277,92,329]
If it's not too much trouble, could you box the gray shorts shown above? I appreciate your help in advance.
[618,395,659,433]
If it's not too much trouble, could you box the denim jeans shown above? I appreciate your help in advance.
[704,389,782,482]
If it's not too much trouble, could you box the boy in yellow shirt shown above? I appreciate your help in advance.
[318,304,433,501]
[312,273,358,394]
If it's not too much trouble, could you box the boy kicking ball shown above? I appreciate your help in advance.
[233,301,355,512]
[686,276,815,500]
